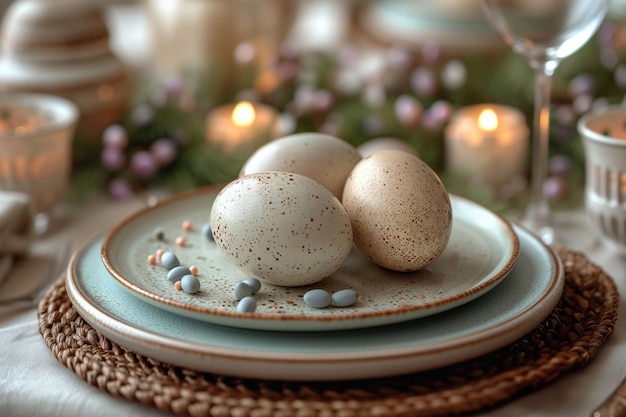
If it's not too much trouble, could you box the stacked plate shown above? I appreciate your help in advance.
[353,0,503,51]
[65,185,564,381]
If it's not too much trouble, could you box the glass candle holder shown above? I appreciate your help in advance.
[445,103,529,193]
[205,101,280,153]
[0,93,78,234]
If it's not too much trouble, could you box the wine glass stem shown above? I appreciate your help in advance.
[523,62,556,244]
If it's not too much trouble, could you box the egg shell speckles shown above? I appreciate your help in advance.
[210,172,354,286]
[342,149,452,272]
[239,132,361,200]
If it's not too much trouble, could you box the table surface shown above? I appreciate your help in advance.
[0,190,624,417]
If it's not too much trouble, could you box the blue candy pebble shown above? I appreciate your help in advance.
[154,227,165,241]
[331,289,358,307]
[201,222,214,241]
[167,266,191,283]
[181,274,200,293]
[234,282,252,300]
[303,289,331,309]
[161,251,180,269]
[243,278,261,295]
[237,296,257,313]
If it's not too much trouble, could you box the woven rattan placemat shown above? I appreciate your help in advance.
[39,246,618,417]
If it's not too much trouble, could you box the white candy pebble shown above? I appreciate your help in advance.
[303,289,331,309]
[237,296,257,313]
[161,251,180,269]
[331,289,358,307]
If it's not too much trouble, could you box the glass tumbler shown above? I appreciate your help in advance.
[0,93,78,234]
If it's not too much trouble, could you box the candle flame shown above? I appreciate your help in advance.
[478,109,498,131]
[232,101,255,127]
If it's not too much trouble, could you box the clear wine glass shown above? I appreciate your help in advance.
[479,0,609,244]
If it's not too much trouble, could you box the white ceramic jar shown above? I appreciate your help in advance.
[0,0,131,139]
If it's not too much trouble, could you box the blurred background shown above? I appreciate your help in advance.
[1,0,625,212]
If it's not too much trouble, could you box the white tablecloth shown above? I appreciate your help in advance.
[0,193,624,417]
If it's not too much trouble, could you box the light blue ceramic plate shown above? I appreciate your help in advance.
[101,186,519,332]
[67,223,563,381]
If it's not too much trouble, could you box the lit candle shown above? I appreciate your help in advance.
[0,104,49,135]
[205,101,280,153]
[444,104,529,191]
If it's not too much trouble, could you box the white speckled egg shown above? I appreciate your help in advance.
[342,150,452,272]
[239,132,361,199]
[210,172,353,286]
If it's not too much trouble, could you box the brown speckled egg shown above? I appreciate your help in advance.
[342,149,452,272]
[210,171,353,286]
[239,132,361,199]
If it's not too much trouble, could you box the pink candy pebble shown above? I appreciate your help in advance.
[175,281,182,291]
[156,249,164,260]
[182,220,192,231]
[147,254,157,265]
[189,265,198,275]
[176,236,186,246]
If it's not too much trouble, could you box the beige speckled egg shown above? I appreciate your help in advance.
[239,132,361,199]
[210,171,353,286]
[342,149,452,272]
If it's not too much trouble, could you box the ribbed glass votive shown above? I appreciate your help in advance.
[578,105,626,251]
[0,93,78,233]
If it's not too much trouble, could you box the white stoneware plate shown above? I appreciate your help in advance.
[68,225,563,381]
[101,186,519,332]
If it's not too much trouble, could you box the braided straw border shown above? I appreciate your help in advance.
[39,247,618,417]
